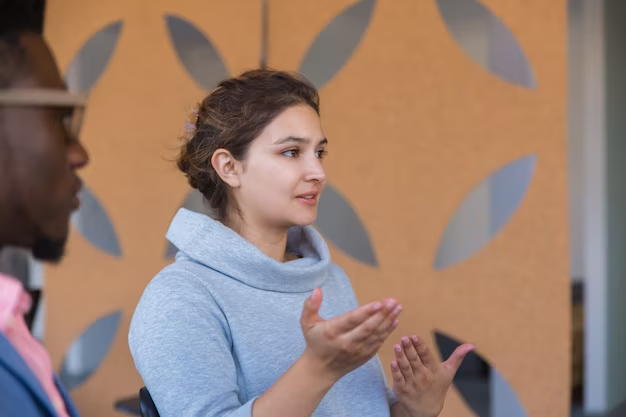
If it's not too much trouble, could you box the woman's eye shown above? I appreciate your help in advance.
[282,149,299,157]
[316,149,328,159]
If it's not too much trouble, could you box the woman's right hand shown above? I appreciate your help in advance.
[299,287,402,382]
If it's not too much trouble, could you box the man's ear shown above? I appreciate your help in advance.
[211,149,242,188]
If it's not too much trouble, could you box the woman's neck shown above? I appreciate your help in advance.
[222,214,292,263]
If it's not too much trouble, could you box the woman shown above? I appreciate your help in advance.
[128,69,473,417]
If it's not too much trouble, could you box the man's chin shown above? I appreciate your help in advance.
[32,236,67,263]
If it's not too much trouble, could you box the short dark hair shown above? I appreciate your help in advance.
[177,69,320,220]
[0,0,44,88]
[0,0,46,35]
[0,34,29,89]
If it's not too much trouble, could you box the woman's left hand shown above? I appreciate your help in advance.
[390,335,474,417]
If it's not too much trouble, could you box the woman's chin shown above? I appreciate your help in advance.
[297,213,318,226]
[270,209,317,229]
[285,215,316,228]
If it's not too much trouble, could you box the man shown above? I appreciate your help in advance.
[0,12,89,417]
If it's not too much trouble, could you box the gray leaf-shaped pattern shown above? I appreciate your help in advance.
[164,189,211,259]
[71,185,122,257]
[165,14,229,91]
[433,155,536,270]
[59,310,122,391]
[65,21,123,93]
[114,395,140,415]
[316,183,377,266]
[435,0,535,88]
[434,331,528,417]
[298,0,377,89]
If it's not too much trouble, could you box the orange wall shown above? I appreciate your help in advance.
[44,1,569,416]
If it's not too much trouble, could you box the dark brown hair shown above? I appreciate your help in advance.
[177,69,320,220]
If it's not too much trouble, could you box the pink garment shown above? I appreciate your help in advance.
[0,274,70,417]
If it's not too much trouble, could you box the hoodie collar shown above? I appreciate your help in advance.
[166,209,330,293]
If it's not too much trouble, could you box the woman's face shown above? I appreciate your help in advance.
[233,104,328,229]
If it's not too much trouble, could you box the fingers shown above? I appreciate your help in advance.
[330,299,386,334]
[391,336,432,390]
[376,302,402,337]
[300,288,323,328]
[347,299,401,342]
[443,343,475,374]
[309,288,322,310]
[402,335,424,371]
[390,360,405,388]
[393,341,414,378]
[374,312,400,343]
[413,335,438,369]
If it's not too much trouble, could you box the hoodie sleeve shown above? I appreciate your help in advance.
[330,263,400,408]
[377,355,400,407]
[128,268,256,417]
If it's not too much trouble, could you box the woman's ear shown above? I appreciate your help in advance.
[211,149,242,188]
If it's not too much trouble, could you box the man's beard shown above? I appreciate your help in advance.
[31,235,67,263]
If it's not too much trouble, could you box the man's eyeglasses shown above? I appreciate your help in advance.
[0,88,88,142]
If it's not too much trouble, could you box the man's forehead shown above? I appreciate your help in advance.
[10,32,66,91]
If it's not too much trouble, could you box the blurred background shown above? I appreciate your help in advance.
[1,0,624,416]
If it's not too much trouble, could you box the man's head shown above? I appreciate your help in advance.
[0,31,89,262]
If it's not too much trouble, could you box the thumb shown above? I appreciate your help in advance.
[443,343,475,375]
[300,288,323,327]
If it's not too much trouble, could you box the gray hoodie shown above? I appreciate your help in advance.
[128,208,396,417]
